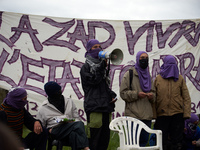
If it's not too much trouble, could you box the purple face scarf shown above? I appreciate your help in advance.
[135,51,151,92]
[85,39,102,59]
[4,87,27,110]
[184,113,199,138]
[160,55,179,81]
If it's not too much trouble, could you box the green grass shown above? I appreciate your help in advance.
[22,126,119,150]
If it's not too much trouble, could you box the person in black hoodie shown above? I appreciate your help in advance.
[80,39,117,150]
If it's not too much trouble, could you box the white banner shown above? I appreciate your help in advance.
[0,11,200,121]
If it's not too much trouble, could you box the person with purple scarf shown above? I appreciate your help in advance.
[80,39,117,150]
[183,113,200,150]
[154,55,191,150]
[0,87,48,150]
[120,51,156,146]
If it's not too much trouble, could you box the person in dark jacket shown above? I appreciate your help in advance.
[80,39,117,150]
[0,87,48,150]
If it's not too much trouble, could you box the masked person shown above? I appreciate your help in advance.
[120,51,156,146]
[154,55,191,150]
[80,39,117,150]
[183,113,200,150]
[0,87,48,150]
[36,81,90,150]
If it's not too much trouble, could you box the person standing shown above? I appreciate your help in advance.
[80,39,117,150]
[36,81,90,150]
[154,55,191,150]
[0,87,48,150]
[120,51,156,146]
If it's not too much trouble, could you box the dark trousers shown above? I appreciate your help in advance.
[154,113,184,150]
[23,127,48,150]
[89,112,110,150]
[140,120,152,146]
[51,121,89,150]
[131,120,151,146]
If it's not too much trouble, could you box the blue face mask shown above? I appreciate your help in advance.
[88,48,102,59]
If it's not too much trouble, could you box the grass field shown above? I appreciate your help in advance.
[23,126,119,150]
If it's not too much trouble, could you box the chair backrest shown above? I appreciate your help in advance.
[109,116,162,150]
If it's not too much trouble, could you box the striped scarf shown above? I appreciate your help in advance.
[0,103,24,138]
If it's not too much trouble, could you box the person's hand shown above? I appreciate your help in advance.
[34,121,43,134]
[104,59,108,67]
[138,92,147,98]
[147,93,153,100]
[110,97,117,103]
[49,128,52,133]
[192,140,197,145]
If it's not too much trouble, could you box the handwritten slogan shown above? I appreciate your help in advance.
[0,11,200,120]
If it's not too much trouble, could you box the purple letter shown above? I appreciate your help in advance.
[0,49,17,86]
[67,20,89,50]
[9,15,42,52]
[0,12,14,48]
[155,22,180,49]
[19,54,44,95]
[42,18,79,52]
[88,21,115,49]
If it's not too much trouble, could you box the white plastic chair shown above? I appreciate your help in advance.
[109,116,162,150]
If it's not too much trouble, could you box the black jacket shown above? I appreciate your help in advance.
[80,60,116,114]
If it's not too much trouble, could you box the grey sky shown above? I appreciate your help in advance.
[0,0,200,20]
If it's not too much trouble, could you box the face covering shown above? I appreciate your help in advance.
[139,58,148,69]
[88,48,102,59]
[4,87,28,110]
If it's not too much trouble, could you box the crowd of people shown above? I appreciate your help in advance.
[0,38,197,150]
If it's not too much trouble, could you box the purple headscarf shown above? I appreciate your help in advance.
[160,55,179,81]
[184,113,199,138]
[135,51,151,92]
[4,87,27,110]
[85,39,101,59]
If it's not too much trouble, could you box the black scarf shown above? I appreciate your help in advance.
[48,95,65,114]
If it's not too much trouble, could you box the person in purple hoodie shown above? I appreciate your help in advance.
[183,113,200,150]
[154,55,191,150]
[80,39,117,150]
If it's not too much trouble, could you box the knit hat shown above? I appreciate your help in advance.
[85,39,101,58]
[86,39,100,51]
[44,81,61,97]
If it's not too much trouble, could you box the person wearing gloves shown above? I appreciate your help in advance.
[0,87,47,150]
[154,55,191,150]
[80,39,117,150]
[120,51,156,146]
[36,81,90,150]
[183,113,200,150]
